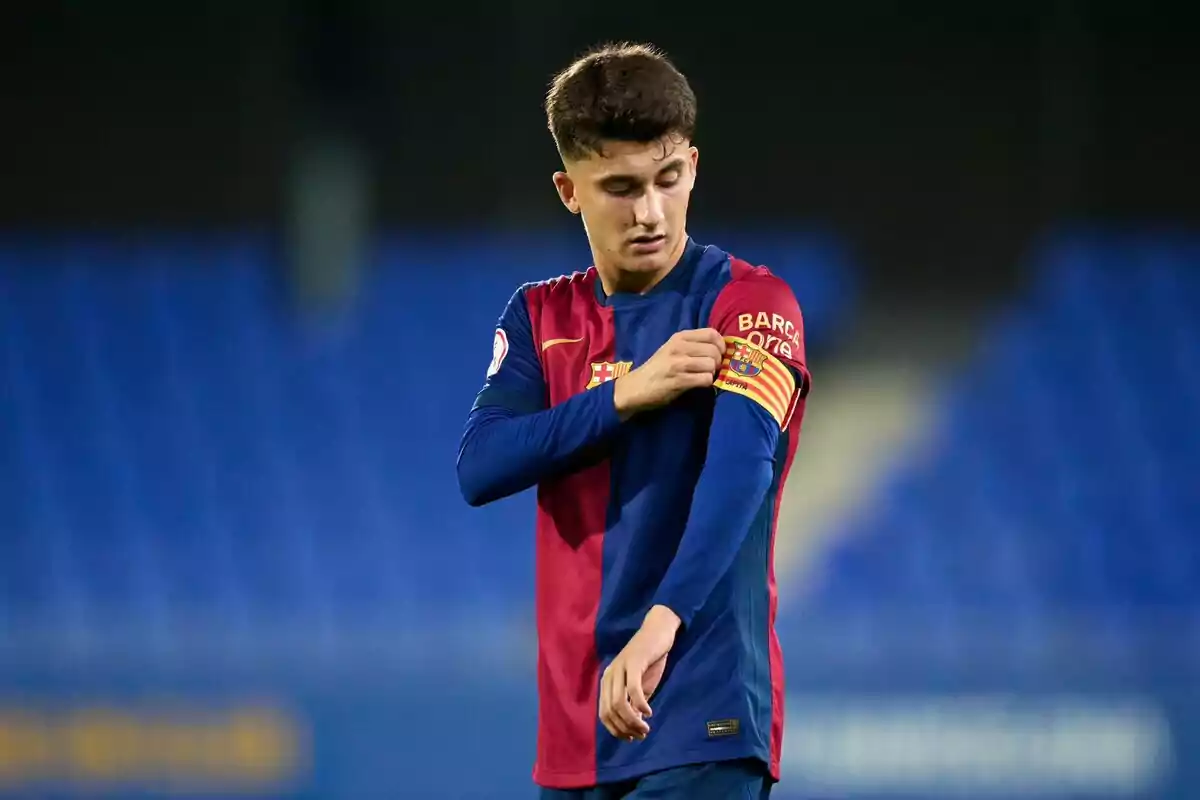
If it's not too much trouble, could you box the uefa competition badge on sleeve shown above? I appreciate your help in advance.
[487,328,509,378]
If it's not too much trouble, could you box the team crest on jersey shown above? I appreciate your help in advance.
[729,342,767,377]
[586,361,632,389]
[486,328,509,378]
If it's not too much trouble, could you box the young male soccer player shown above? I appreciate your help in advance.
[457,42,811,799]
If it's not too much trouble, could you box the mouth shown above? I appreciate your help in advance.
[629,233,667,252]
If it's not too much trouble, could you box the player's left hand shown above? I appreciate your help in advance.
[599,604,681,742]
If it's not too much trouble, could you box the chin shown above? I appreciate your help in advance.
[623,243,676,271]
[626,254,669,272]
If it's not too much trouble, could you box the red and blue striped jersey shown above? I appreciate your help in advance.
[458,238,811,788]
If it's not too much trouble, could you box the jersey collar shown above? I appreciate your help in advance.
[594,237,704,308]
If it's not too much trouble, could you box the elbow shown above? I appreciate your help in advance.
[456,446,493,508]
[458,470,491,508]
[456,414,487,507]
[456,426,502,508]
[457,406,529,507]
[461,488,489,509]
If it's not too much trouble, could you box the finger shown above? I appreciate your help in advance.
[628,673,652,719]
[612,667,648,740]
[677,344,726,371]
[699,327,727,349]
[678,358,710,373]
[674,343,722,368]
[615,668,651,739]
[680,355,721,374]
[671,341,706,360]
[676,340,726,359]
[607,664,631,738]
[601,711,620,740]
[677,327,725,346]
[675,328,716,342]
[599,666,618,738]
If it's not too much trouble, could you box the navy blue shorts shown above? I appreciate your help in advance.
[539,758,772,800]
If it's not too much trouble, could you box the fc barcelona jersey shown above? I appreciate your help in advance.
[460,237,811,788]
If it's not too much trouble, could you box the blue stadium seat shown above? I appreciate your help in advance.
[0,230,853,650]
[803,232,1200,663]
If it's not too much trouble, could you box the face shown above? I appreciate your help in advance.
[553,136,698,286]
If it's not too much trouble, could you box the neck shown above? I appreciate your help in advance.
[595,234,689,296]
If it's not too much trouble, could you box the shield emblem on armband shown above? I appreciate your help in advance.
[730,343,767,378]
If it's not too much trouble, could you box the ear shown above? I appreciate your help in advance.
[552,171,581,215]
[688,145,699,188]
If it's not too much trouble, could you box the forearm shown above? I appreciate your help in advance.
[457,380,624,506]
[650,394,778,626]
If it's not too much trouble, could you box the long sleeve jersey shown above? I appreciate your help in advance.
[458,237,811,789]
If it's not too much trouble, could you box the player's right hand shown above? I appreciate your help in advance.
[612,328,726,419]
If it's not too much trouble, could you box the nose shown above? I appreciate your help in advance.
[632,187,665,229]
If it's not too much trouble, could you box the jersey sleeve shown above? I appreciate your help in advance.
[457,285,624,507]
[648,269,809,628]
[649,390,776,627]
[707,270,809,430]
[471,285,547,415]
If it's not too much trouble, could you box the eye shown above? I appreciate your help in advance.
[658,168,682,187]
[605,182,637,197]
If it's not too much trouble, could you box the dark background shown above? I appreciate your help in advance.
[3,1,1197,298]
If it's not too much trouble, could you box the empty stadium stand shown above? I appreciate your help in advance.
[0,230,852,651]
[799,231,1200,675]
[2,229,1197,798]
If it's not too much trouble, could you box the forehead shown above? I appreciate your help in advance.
[572,137,691,180]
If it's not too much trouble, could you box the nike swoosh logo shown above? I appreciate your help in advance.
[541,337,585,351]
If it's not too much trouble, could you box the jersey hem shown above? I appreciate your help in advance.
[534,745,772,789]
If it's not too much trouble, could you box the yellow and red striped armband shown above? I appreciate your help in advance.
[713,336,798,428]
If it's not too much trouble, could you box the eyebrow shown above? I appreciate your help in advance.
[599,157,686,185]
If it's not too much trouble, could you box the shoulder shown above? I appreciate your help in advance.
[521,267,599,308]
[707,254,806,367]
[689,240,800,306]
[725,257,798,296]
[495,268,597,328]
[711,255,803,318]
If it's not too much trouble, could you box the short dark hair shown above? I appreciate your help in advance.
[545,42,697,161]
